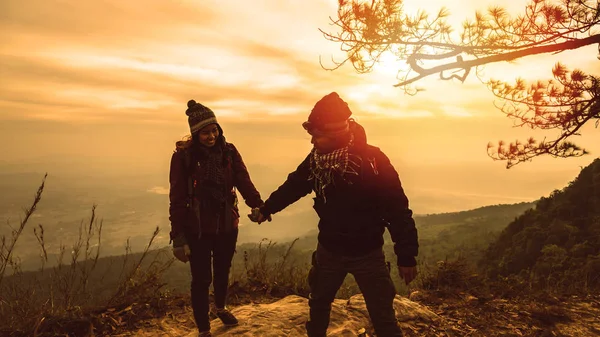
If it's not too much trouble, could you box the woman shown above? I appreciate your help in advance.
[169,99,264,336]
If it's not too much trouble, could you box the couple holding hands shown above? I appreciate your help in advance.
[168,92,419,337]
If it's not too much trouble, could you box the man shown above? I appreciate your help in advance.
[248,92,419,337]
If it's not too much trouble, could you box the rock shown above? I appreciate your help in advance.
[465,295,478,303]
[207,294,439,337]
[408,290,425,302]
[115,294,439,336]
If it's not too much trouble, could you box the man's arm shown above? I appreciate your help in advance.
[373,149,419,267]
[230,144,263,208]
[260,154,313,217]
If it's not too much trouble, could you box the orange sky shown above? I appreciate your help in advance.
[1,0,599,213]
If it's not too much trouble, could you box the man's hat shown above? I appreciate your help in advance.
[302,92,352,136]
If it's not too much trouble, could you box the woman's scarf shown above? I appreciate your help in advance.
[194,144,226,205]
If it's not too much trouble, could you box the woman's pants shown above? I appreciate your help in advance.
[187,229,238,331]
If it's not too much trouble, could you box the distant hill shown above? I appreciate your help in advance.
[412,202,536,265]
[2,200,536,300]
[265,201,536,267]
[482,158,600,292]
[0,171,319,272]
[232,201,537,298]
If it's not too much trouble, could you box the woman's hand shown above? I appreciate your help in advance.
[248,207,272,224]
[173,244,191,263]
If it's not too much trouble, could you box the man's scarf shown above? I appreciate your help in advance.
[309,145,360,202]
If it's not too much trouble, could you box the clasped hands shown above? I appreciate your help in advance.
[247,207,272,224]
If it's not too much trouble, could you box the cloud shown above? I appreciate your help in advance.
[1,0,219,48]
[0,52,318,122]
[3,0,600,217]
[1,7,370,123]
[147,186,169,195]
[5,0,497,124]
[2,0,597,127]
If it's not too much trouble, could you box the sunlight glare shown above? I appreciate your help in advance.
[371,51,407,78]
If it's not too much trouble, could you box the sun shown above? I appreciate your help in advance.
[371,50,410,79]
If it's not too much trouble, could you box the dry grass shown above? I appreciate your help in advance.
[417,256,483,293]
[233,238,311,298]
[0,174,174,337]
[4,175,596,336]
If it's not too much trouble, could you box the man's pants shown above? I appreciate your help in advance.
[305,244,403,337]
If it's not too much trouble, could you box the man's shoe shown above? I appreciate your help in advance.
[216,307,239,326]
[305,321,327,337]
[198,331,212,337]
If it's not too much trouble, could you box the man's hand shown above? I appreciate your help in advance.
[173,244,191,263]
[398,266,417,285]
[248,207,272,224]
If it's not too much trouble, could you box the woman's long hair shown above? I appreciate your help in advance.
[175,134,194,151]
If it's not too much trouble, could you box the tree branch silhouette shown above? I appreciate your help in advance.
[321,0,600,168]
